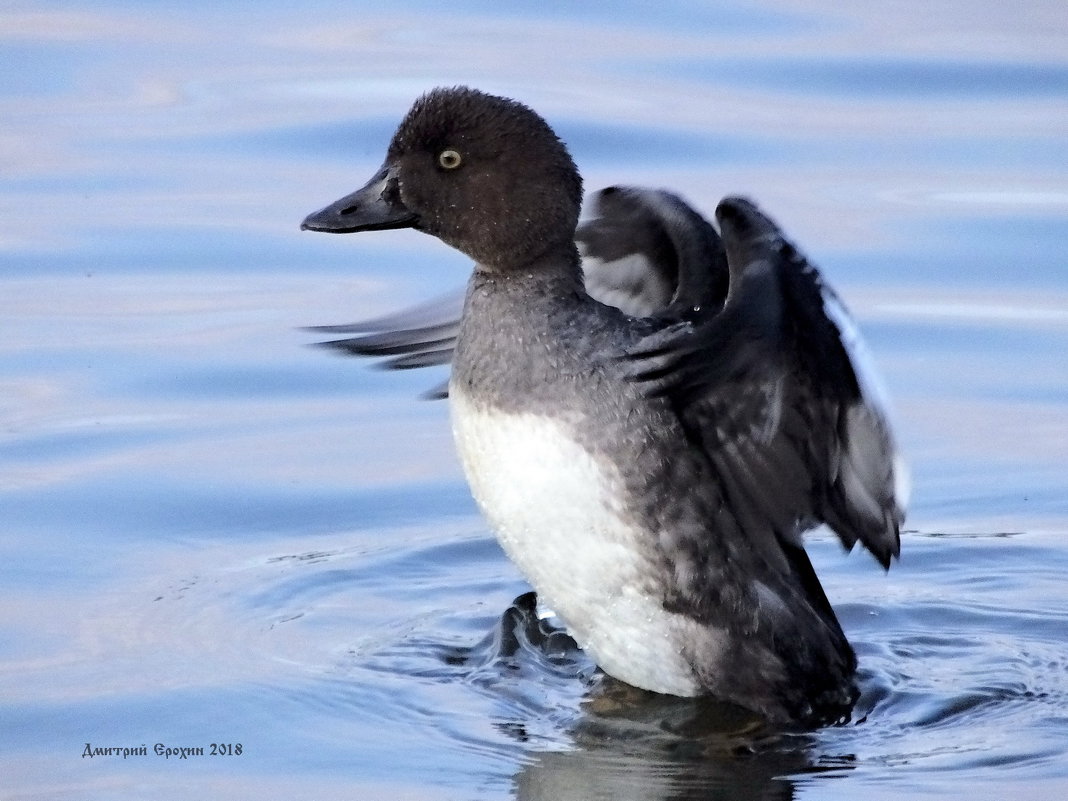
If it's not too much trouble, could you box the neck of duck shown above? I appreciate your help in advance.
[472,238,585,292]
[455,240,590,405]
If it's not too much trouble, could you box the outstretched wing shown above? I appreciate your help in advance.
[627,197,906,567]
[577,185,727,319]
[308,286,464,371]
[307,288,464,399]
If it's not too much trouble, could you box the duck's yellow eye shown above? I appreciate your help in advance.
[438,149,462,170]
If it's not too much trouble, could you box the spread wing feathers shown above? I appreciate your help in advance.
[307,287,464,370]
[628,196,904,568]
[577,186,728,319]
[307,185,728,390]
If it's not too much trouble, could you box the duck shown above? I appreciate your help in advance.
[301,86,907,725]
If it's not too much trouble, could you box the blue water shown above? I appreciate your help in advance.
[2,2,1067,799]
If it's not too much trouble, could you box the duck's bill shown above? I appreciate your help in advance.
[300,164,417,233]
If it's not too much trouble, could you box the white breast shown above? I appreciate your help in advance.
[449,383,711,696]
